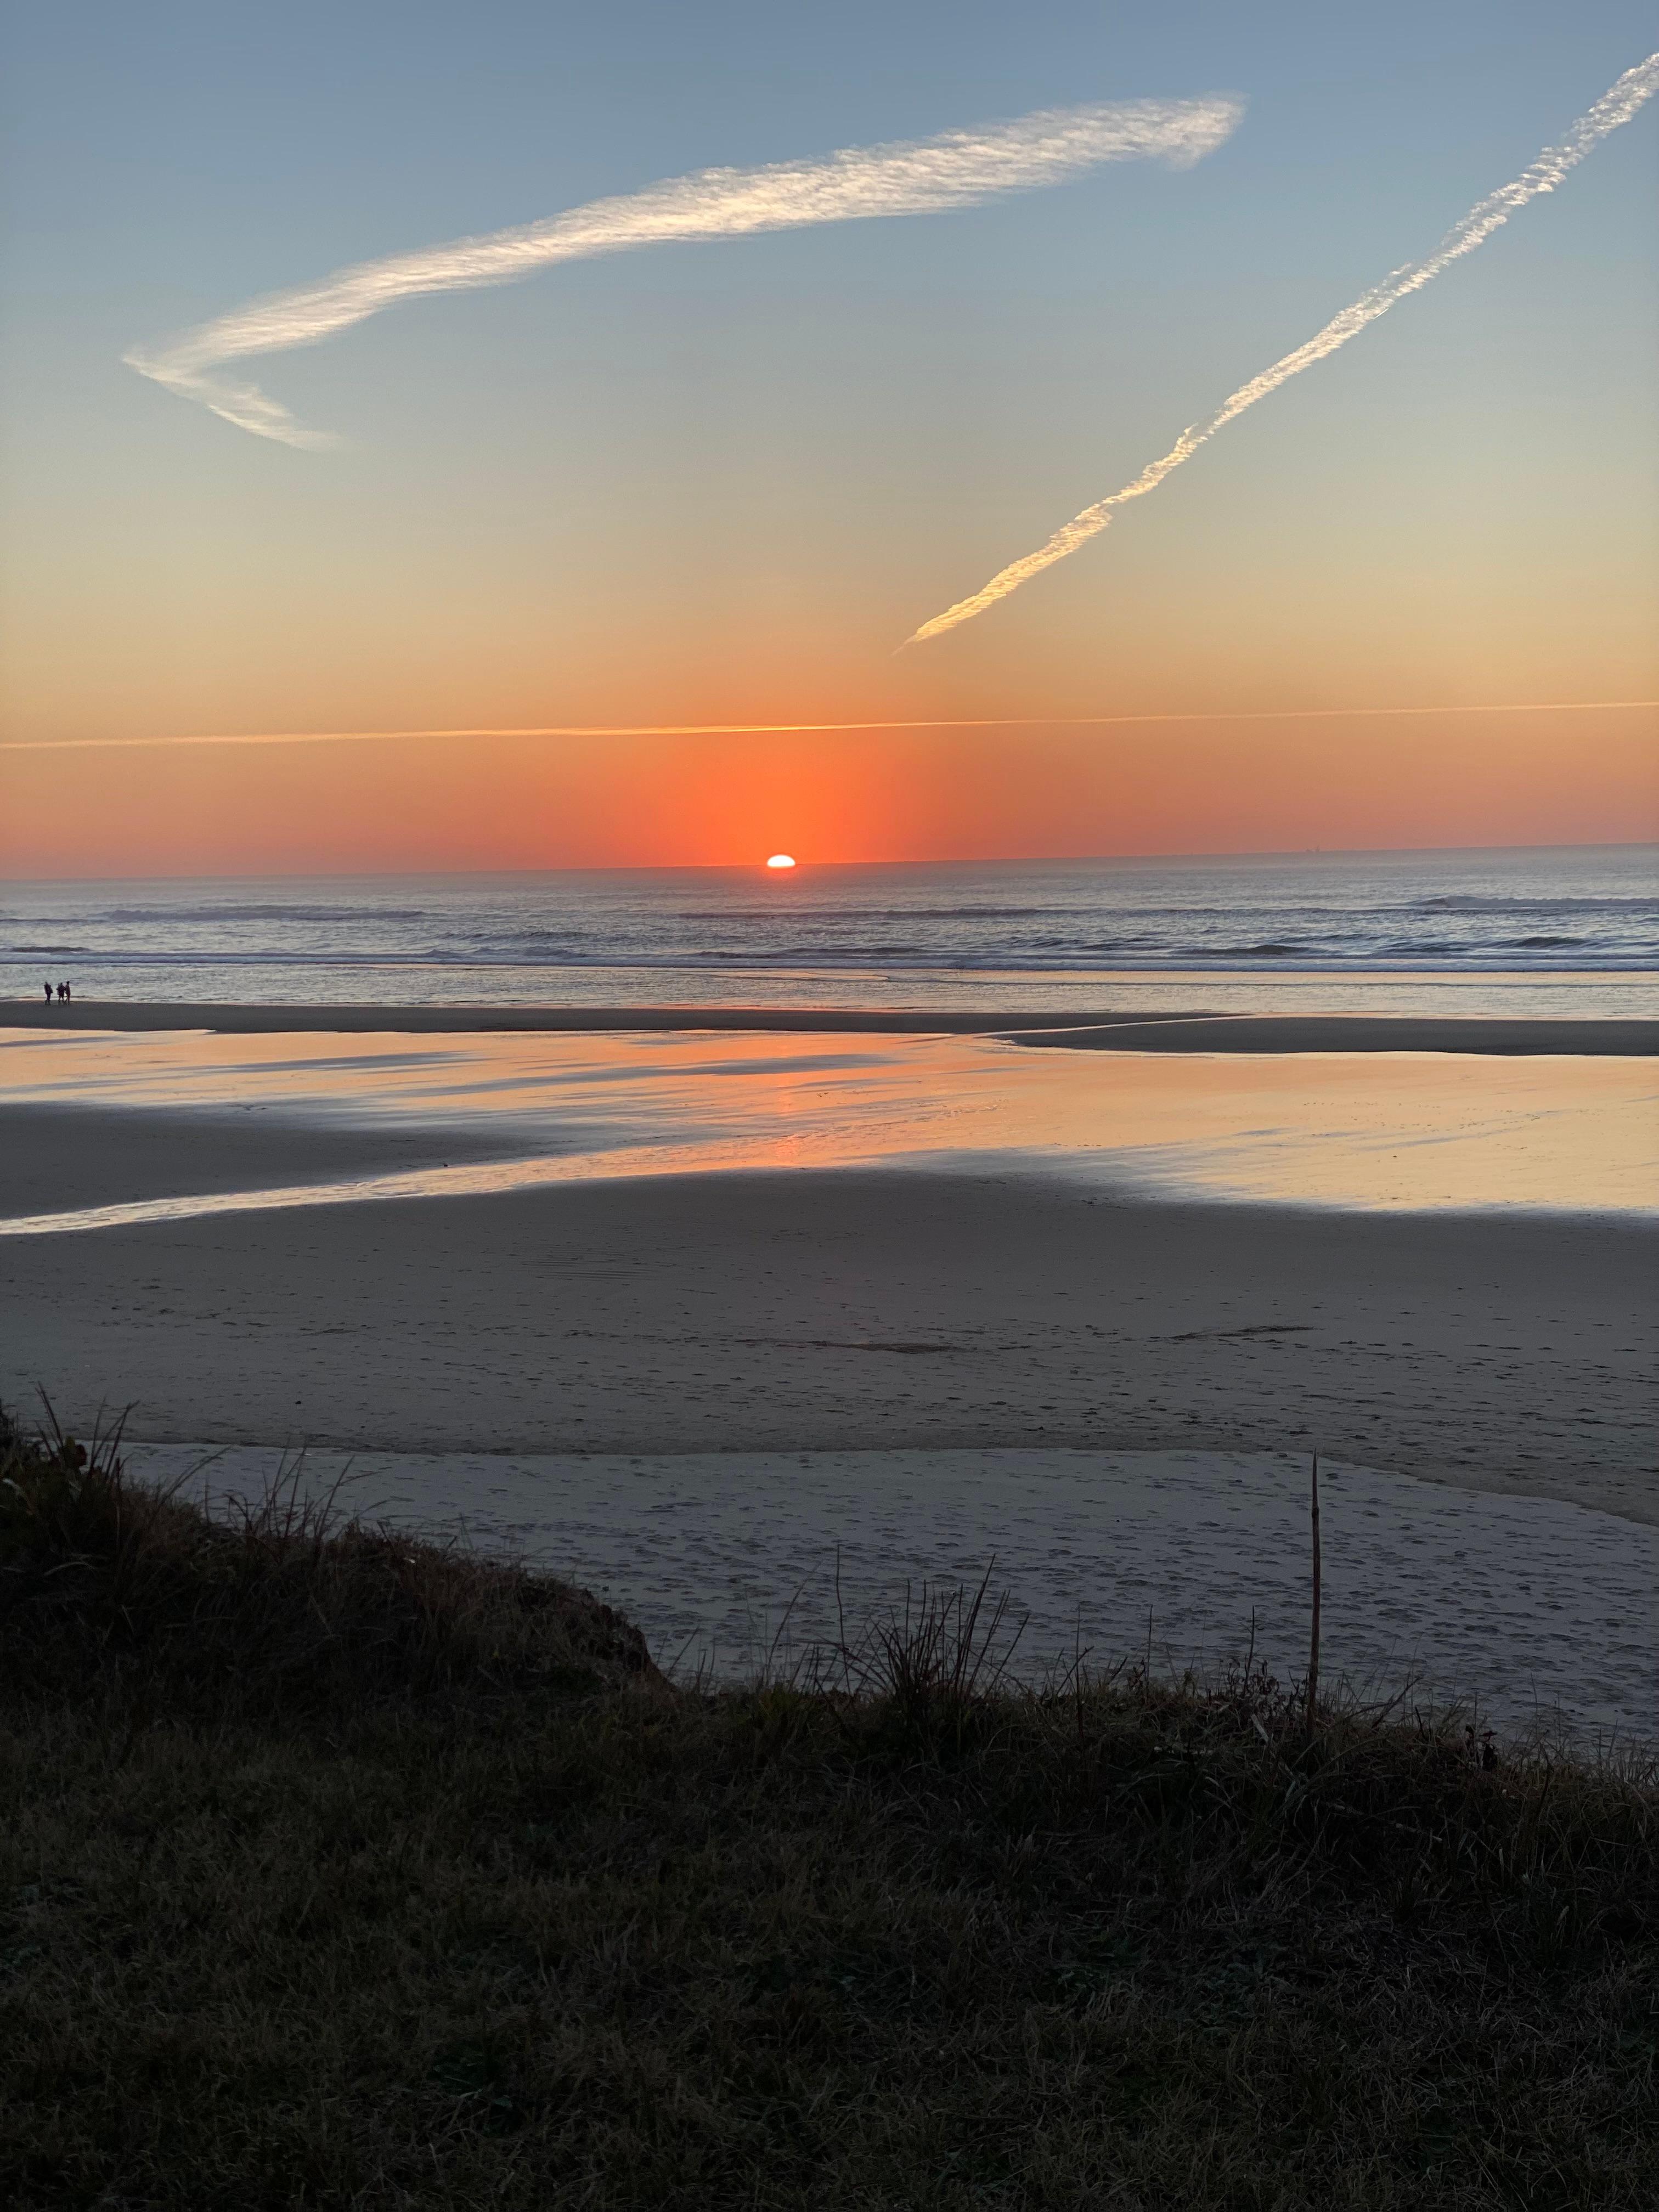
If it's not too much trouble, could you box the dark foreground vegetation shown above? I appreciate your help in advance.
[2,1412,1656,2209]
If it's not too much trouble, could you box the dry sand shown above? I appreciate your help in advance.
[7,1144,1651,1520]
[121,1440,1659,1739]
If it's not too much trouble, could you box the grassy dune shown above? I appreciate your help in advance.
[1,1413,1656,2208]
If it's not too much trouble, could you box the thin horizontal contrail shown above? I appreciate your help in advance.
[126,96,1242,447]
[907,52,1659,645]
[4,702,1652,754]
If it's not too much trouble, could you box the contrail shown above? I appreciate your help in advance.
[907,53,1659,645]
[4,702,1650,753]
[126,96,1241,447]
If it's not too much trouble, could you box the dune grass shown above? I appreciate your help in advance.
[1,1410,1656,2208]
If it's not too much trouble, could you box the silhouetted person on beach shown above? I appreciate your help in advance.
[55,981,69,1003]
[42,980,52,1004]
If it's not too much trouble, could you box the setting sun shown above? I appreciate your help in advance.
[765,854,797,870]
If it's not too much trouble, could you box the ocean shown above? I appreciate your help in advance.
[3,844,1654,1017]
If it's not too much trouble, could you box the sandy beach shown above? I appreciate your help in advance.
[9,1150,1650,1507]
[114,1438,1657,1738]
[3,1018,1651,1725]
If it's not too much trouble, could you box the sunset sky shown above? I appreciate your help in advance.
[2,2,1655,874]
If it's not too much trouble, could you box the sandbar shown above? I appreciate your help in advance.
[6,998,1657,1054]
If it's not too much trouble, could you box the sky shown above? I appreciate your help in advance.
[1,1,1655,875]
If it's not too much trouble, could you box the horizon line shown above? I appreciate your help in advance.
[4,699,1656,755]
[3,833,1654,893]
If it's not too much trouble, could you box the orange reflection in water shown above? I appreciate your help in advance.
[1,1026,1654,1233]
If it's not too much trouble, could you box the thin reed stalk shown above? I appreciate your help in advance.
[1307,1449,1322,1736]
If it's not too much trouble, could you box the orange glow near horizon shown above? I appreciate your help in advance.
[0,705,1655,878]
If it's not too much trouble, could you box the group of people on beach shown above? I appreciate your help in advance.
[42,980,73,1003]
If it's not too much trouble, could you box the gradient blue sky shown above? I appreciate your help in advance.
[1,3,1655,870]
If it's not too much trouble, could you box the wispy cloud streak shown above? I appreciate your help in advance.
[126,97,1241,447]
[4,702,1650,754]
[907,53,1659,645]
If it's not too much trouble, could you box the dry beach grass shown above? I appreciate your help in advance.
[2,1412,1657,2208]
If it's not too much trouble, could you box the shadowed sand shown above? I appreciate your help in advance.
[8,1155,1651,1521]
[121,1440,1659,1736]
[7,998,1658,1053]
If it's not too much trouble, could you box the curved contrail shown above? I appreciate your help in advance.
[126,95,1242,448]
[907,52,1659,645]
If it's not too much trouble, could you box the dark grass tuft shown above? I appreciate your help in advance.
[1,1406,1656,2207]
[0,1405,658,1709]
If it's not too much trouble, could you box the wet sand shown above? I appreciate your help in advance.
[7,998,1658,1054]
[4,1026,1654,1221]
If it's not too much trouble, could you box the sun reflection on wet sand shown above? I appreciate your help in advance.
[1,1025,1653,1235]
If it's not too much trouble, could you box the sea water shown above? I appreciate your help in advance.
[4,845,1655,1017]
